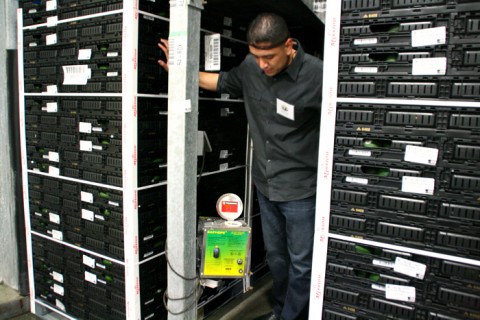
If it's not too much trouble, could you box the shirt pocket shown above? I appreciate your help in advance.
[273,98,306,128]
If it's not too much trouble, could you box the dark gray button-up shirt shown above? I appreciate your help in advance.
[217,41,323,201]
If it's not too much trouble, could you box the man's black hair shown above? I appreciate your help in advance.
[246,12,291,50]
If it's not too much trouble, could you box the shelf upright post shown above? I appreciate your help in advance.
[309,0,341,318]
[166,0,203,319]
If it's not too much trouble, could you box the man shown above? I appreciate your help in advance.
[159,12,323,320]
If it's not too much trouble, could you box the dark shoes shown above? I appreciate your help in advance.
[253,312,279,320]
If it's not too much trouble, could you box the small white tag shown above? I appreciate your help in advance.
[56,299,66,312]
[411,26,446,47]
[46,85,58,94]
[82,209,95,221]
[346,176,368,185]
[48,151,59,162]
[83,255,96,268]
[94,214,105,221]
[371,284,386,291]
[401,176,435,195]
[219,163,229,171]
[219,150,229,159]
[107,52,119,57]
[51,271,64,283]
[276,98,295,121]
[394,257,426,280]
[81,191,94,203]
[47,16,58,27]
[78,49,92,60]
[404,145,438,166]
[354,67,378,73]
[45,102,58,112]
[354,38,378,45]
[53,284,64,296]
[49,212,60,224]
[46,34,57,46]
[348,149,372,157]
[85,271,97,284]
[169,34,188,67]
[79,122,92,133]
[385,284,416,302]
[51,230,63,241]
[107,71,118,77]
[49,166,60,176]
[80,140,93,152]
[46,0,57,11]
[412,57,447,75]
[205,33,221,71]
[108,201,119,207]
[372,259,395,268]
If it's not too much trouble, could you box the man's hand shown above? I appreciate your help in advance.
[157,38,169,72]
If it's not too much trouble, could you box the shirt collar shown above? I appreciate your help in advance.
[280,39,304,81]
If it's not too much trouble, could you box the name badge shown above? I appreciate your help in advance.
[276,98,295,121]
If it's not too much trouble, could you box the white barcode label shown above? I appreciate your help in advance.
[412,57,447,75]
[46,0,57,11]
[401,176,435,195]
[80,140,93,152]
[354,38,378,45]
[219,163,229,171]
[385,284,416,302]
[79,122,92,133]
[354,67,378,73]
[394,257,426,280]
[51,230,63,241]
[51,271,63,283]
[64,64,91,81]
[63,65,91,85]
[108,201,119,207]
[346,176,368,185]
[372,259,395,268]
[205,33,221,71]
[81,191,94,203]
[48,166,60,176]
[404,145,438,166]
[45,102,58,113]
[371,284,386,291]
[53,284,64,296]
[107,52,119,57]
[85,271,97,284]
[411,26,446,47]
[49,212,60,224]
[107,71,118,77]
[219,150,229,159]
[46,85,58,93]
[83,255,96,268]
[46,34,57,46]
[48,151,59,162]
[168,34,188,67]
[47,16,58,27]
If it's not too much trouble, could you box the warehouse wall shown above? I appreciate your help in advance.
[0,0,20,290]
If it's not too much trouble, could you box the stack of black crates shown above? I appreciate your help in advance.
[18,1,253,319]
[324,0,480,319]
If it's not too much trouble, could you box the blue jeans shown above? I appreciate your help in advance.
[257,190,316,320]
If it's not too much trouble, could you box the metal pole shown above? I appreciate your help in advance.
[167,1,203,319]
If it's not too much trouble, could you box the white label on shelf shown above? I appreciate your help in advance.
[51,230,63,241]
[78,49,92,60]
[412,57,447,75]
[107,71,118,77]
[48,166,60,176]
[51,271,64,283]
[29,42,38,47]
[44,102,58,113]
[346,176,368,185]
[108,201,119,207]
[96,263,106,269]
[29,9,38,13]
[385,284,416,302]
[348,149,372,157]
[404,145,438,166]
[56,299,66,312]
[80,140,93,152]
[83,255,96,268]
[372,259,395,269]
[46,85,58,94]
[46,0,57,11]
[354,38,378,45]
[168,34,188,67]
[46,16,58,27]
[144,234,154,241]
[85,271,97,284]
[53,284,64,296]
[46,34,57,46]
[354,67,378,73]
[79,122,92,133]
[220,150,229,159]
[394,257,426,280]
[94,214,105,221]
[107,52,119,57]
[219,163,229,171]
[205,33,221,71]
[371,284,386,291]
[49,212,60,224]
[411,26,446,47]
[62,65,90,85]
[92,145,103,151]
[82,209,95,221]
[401,176,435,195]
[48,151,59,162]
[81,191,94,203]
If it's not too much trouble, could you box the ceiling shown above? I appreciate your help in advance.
[202,0,325,56]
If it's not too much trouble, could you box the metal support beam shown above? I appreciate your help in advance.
[166,1,203,319]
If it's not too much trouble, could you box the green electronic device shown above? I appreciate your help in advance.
[198,194,251,278]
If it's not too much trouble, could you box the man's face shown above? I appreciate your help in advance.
[249,38,293,77]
